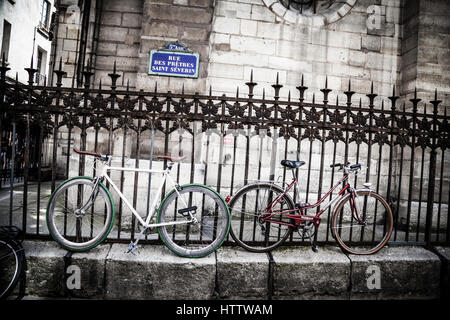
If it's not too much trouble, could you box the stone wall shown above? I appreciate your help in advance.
[135,0,214,93]
[94,0,143,89]
[207,0,404,105]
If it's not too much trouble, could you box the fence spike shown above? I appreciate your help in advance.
[99,79,102,90]
[325,76,328,89]
[250,69,253,82]
[236,86,239,98]
[182,83,185,95]
[262,88,265,100]
[154,81,158,93]
[209,85,212,97]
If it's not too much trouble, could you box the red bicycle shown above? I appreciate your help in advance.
[227,160,393,255]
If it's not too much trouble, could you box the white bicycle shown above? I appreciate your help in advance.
[46,148,231,258]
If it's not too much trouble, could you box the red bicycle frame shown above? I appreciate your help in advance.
[262,173,361,230]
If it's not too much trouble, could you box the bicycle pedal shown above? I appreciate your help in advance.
[311,244,318,253]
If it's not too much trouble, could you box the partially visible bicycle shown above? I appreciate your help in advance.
[46,148,231,258]
[0,226,25,300]
[228,160,393,255]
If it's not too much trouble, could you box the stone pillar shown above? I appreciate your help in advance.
[401,0,450,106]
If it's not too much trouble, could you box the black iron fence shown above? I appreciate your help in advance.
[0,57,448,247]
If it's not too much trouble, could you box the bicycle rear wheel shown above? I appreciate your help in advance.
[46,177,115,252]
[157,184,230,258]
[228,183,295,253]
[331,189,393,255]
[0,239,24,299]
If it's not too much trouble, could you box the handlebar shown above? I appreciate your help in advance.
[73,148,110,162]
[330,162,362,173]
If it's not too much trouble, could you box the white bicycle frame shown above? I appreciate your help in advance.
[100,162,195,229]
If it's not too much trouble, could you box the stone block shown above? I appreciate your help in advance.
[434,246,450,299]
[230,36,276,55]
[145,4,212,24]
[143,21,179,38]
[216,247,269,299]
[99,26,129,42]
[240,19,257,36]
[213,17,241,35]
[122,13,143,28]
[183,27,208,41]
[251,4,276,23]
[63,39,77,51]
[349,246,441,299]
[104,244,216,299]
[386,6,401,24]
[102,11,123,26]
[189,0,212,7]
[216,1,252,19]
[210,62,244,80]
[106,0,143,13]
[65,244,111,298]
[272,246,351,299]
[362,35,381,52]
[22,241,67,297]
[257,21,281,40]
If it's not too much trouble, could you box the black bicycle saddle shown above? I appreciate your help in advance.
[280,160,306,169]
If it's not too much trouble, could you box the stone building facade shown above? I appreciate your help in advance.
[45,0,448,234]
[50,0,449,105]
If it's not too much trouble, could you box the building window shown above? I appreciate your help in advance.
[35,48,47,85]
[280,0,335,15]
[265,0,355,26]
[39,0,51,30]
[1,20,12,62]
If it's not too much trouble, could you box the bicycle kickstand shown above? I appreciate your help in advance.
[126,227,148,254]
[309,236,319,253]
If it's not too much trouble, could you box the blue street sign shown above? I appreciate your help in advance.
[148,50,199,78]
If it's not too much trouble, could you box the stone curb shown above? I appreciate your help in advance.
[21,240,447,299]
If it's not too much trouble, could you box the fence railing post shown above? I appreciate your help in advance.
[425,90,441,247]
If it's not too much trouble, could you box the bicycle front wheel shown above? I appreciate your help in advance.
[157,184,230,258]
[228,183,295,253]
[331,190,393,255]
[46,177,115,252]
[0,239,24,299]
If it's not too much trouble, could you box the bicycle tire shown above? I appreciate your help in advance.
[46,177,115,252]
[331,189,393,255]
[156,184,230,258]
[228,183,296,253]
[0,238,24,299]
